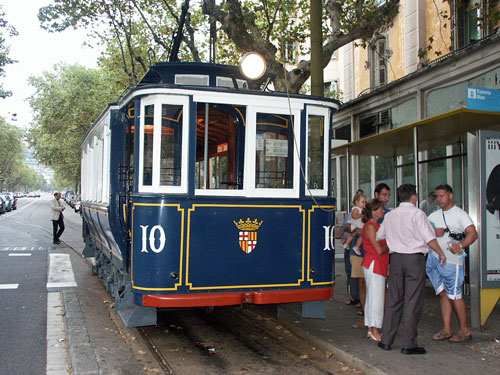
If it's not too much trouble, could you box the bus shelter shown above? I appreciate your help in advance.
[332,107,500,329]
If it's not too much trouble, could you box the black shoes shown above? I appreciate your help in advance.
[377,342,391,351]
[401,347,426,355]
[53,240,61,244]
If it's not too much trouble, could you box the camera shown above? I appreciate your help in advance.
[448,231,466,241]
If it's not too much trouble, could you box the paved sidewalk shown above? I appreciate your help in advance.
[275,258,500,375]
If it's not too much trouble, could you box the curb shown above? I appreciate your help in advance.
[275,305,388,375]
[63,290,99,375]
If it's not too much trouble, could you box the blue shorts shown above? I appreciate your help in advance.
[426,253,464,300]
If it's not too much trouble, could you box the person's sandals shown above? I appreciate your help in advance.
[345,298,360,306]
[432,330,452,341]
[367,331,381,342]
[357,310,364,316]
[449,331,472,343]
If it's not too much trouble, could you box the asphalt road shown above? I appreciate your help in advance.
[0,196,149,375]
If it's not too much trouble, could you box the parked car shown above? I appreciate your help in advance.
[6,193,17,210]
[0,196,6,214]
[0,194,12,212]
[74,195,81,213]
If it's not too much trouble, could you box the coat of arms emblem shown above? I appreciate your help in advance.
[233,217,263,254]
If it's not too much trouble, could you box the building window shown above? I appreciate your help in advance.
[359,109,391,139]
[370,38,387,87]
[324,80,339,96]
[334,124,351,142]
[456,0,481,48]
[283,40,296,63]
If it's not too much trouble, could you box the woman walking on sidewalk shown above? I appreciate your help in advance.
[361,199,389,342]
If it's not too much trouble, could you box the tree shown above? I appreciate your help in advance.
[27,64,120,189]
[0,117,24,187]
[0,5,18,98]
[203,0,400,92]
[7,163,46,192]
[38,0,207,86]
[38,0,401,93]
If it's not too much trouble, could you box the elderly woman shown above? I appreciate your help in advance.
[361,199,389,342]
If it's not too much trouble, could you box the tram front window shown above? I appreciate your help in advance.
[255,113,293,189]
[196,103,245,190]
[160,104,182,186]
[308,115,324,189]
[143,105,154,186]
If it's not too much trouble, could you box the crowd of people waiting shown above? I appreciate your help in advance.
[341,182,477,354]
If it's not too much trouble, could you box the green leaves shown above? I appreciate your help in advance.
[27,64,120,189]
[0,5,18,98]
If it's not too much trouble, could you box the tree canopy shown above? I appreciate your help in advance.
[38,0,401,93]
[0,5,18,98]
[27,64,120,189]
[0,116,23,180]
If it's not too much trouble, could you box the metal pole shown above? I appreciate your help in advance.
[467,131,481,329]
[310,0,324,97]
[413,127,419,195]
[346,148,351,213]
[204,103,209,189]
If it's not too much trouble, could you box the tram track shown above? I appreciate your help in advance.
[135,305,358,375]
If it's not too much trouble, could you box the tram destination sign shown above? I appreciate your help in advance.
[467,86,500,112]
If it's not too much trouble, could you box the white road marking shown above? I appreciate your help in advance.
[47,254,77,289]
[0,284,19,289]
[46,292,70,374]
[8,253,31,257]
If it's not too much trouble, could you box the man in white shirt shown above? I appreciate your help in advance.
[426,184,477,343]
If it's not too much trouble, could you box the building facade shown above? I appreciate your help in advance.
[325,0,500,211]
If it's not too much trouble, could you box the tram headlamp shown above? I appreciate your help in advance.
[239,52,266,80]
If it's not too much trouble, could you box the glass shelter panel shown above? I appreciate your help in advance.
[359,155,372,196]
[255,113,293,189]
[375,156,395,208]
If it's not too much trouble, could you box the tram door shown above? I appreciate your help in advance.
[196,103,245,189]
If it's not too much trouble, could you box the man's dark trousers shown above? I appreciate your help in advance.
[380,253,426,349]
[52,214,65,242]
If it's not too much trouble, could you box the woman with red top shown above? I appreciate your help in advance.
[362,199,390,342]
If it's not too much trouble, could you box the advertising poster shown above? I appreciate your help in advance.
[485,136,500,281]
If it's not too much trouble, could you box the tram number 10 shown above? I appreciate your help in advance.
[323,226,335,251]
[140,225,166,253]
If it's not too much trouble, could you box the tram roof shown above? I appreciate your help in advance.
[331,108,500,157]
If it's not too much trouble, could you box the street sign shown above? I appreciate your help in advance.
[467,86,500,112]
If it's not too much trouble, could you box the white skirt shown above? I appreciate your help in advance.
[363,260,386,328]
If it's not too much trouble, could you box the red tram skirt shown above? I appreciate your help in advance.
[142,287,333,308]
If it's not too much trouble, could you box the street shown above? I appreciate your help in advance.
[0,196,144,374]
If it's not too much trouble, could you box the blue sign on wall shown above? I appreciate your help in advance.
[467,87,500,112]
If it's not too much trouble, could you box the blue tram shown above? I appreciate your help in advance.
[80,62,339,327]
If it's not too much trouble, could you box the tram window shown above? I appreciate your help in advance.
[160,104,182,186]
[142,105,154,186]
[195,103,245,190]
[308,115,324,189]
[255,113,293,189]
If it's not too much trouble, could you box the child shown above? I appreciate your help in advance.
[343,191,367,255]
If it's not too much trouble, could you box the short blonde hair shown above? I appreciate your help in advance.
[352,191,366,206]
